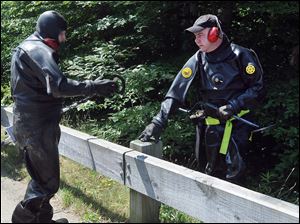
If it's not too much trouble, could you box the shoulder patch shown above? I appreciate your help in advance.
[245,63,255,75]
[181,67,192,78]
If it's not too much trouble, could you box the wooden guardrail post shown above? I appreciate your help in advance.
[129,140,162,223]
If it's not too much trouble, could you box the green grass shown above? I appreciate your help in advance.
[160,204,200,223]
[59,155,129,222]
[59,155,200,223]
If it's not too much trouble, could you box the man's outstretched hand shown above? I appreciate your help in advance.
[91,78,117,97]
[138,123,162,143]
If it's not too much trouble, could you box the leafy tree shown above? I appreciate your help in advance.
[1,1,299,204]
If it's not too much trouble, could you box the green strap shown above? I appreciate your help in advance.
[219,120,232,154]
[205,116,220,125]
[205,110,250,155]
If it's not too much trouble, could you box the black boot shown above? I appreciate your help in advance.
[37,202,54,223]
[226,159,246,181]
[225,138,246,181]
[51,218,69,223]
[11,202,37,223]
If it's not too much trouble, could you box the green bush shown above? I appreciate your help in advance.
[1,0,299,207]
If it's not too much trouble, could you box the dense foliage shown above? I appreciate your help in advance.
[1,1,299,206]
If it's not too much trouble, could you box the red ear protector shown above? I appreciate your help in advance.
[207,26,219,43]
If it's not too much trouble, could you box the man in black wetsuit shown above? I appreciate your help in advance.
[139,14,264,183]
[11,10,117,223]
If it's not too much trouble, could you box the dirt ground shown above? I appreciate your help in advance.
[1,170,82,223]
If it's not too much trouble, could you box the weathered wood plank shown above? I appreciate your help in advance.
[1,106,13,127]
[58,125,133,184]
[124,150,299,223]
[129,140,162,223]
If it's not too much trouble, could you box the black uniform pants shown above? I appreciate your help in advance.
[11,108,61,223]
[196,118,252,182]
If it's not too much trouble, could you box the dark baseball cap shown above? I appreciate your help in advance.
[185,14,219,33]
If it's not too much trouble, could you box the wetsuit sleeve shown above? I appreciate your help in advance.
[152,51,200,128]
[19,47,94,98]
[152,98,179,128]
[229,49,265,113]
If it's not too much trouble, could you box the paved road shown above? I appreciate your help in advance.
[1,174,81,223]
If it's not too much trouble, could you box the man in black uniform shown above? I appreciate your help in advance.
[10,11,117,223]
[139,14,264,183]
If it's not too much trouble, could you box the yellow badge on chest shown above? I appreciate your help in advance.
[181,67,192,78]
[246,63,255,75]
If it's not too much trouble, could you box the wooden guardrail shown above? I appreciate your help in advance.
[1,106,299,223]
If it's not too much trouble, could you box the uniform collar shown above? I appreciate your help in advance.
[204,35,234,63]
[33,31,60,51]
[43,38,60,51]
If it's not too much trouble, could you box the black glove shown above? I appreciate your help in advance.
[218,104,234,122]
[138,123,163,142]
[90,78,117,97]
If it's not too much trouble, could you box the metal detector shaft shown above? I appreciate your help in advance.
[178,108,190,113]
[232,116,260,128]
[204,102,260,128]
[251,124,275,133]
[180,103,275,133]
[62,75,125,113]
[62,96,92,113]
